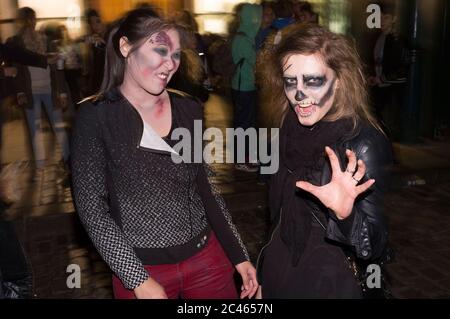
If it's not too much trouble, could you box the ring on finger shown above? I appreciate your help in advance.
[352,176,360,183]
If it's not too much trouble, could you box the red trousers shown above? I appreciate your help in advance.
[112,232,238,299]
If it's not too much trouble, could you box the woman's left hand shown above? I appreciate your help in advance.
[235,261,259,299]
[296,146,375,220]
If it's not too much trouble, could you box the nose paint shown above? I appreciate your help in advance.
[283,73,336,108]
[295,90,306,101]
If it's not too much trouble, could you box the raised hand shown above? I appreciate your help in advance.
[2,66,17,78]
[17,93,28,106]
[46,53,59,65]
[296,146,375,220]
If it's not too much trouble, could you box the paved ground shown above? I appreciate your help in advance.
[2,93,450,298]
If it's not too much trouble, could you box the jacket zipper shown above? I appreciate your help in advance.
[256,207,283,273]
[310,209,326,231]
[122,92,175,155]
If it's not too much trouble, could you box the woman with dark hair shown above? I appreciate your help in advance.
[256,24,392,298]
[71,8,258,299]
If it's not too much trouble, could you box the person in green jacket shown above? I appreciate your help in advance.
[231,3,262,173]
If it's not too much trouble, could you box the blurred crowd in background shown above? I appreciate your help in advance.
[0,0,410,193]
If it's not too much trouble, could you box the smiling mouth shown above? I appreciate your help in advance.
[157,72,169,81]
[295,101,317,117]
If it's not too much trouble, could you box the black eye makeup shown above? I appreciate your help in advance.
[154,47,168,57]
[303,75,327,87]
[283,76,297,88]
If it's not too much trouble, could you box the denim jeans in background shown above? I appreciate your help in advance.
[24,93,70,168]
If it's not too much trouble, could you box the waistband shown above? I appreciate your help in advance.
[134,225,212,265]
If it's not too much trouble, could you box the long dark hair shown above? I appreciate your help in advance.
[98,8,182,96]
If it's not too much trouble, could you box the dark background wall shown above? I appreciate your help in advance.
[349,0,450,141]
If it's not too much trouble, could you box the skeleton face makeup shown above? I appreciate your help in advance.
[282,53,338,127]
[123,29,181,96]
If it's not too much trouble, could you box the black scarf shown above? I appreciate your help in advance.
[278,109,353,266]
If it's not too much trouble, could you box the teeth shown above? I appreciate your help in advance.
[296,104,315,117]
[298,99,316,107]
[157,73,168,79]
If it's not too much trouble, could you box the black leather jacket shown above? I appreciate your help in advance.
[321,122,392,261]
[265,120,393,263]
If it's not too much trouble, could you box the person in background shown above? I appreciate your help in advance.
[168,10,210,102]
[81,9,106,96]
[1,38,57,141]
[1,38,57,300]
[231,3,262,173]
[367,3,407,141]
[293,1,319,24]
[256,1,276,52]
[269,0,296,46]
[54,24,83,115]
[7,7,71,176]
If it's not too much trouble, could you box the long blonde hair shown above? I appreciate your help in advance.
[257,23,381,132]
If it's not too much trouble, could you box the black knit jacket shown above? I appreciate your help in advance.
[71,88,249,290]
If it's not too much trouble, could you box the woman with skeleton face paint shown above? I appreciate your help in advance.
[256,24,393,298]
[71,8,258,299]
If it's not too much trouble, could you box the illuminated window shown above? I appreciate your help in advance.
[308,0,350,34]
[193,0,257,34]
[18,0,84,37]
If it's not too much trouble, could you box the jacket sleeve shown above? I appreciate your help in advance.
[182,95,249,265]
[11,63,29,98]
[1,41,47,68]
[71,103,149,290]
[325,130,393,261]
[196,164,250,265]
[6,37,33,104]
